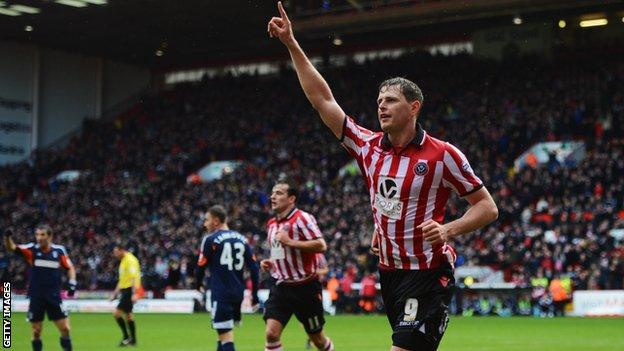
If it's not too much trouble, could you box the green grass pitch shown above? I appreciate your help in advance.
[8,313,624,350]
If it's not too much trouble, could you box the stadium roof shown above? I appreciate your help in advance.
[0,0,622,69]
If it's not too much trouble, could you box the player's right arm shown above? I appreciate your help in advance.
[243,243,260,305]
[194,236,211,291]
[3,229,17,252]
[3,229,34,264]
[268,1,345,139]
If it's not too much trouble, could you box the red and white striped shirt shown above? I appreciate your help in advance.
[315,253,328,271]
[341,116,483,270]
[267,208,324,282]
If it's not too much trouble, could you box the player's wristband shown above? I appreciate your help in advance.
[69,279,77,285]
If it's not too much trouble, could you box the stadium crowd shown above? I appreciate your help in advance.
[1,49,623,314]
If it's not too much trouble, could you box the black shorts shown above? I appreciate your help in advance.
[210,299,242,332]
[117,288,134,313]
[380,264,455,351]
[28,295,68,322]
[263,280,325,334]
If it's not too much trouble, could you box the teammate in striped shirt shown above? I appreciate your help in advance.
[260,179,334,351]
[268,3,498,350]
[3,225,76,351]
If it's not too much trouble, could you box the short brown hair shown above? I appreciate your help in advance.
[275,177,299,200]
[208,205,228,223]
[36,223,53,236]
[379,77,424,103]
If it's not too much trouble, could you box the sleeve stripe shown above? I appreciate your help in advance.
[443,150,473,193]
[299,212,323,240]
[51,244,68,256]
[447,143,482,183]
[60,255,71,269]
[199,235,208,253]
[443,147,482,195]
[306,213,323,239]
[442,178,460,195]
[296,218,313,240]
[343,135,361,157]
[341,116,375,156]
[339,115,347,142]
[197,235,209,265]
[17,245,34,265]
[461,183,484,197]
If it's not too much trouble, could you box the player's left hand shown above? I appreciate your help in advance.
[418,220,449,245]
[67,279,77,297]
[275,229,293,247]
[370,228,380,256]
[196,285,206,294]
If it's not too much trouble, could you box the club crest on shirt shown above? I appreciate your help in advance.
[414,161,428,176]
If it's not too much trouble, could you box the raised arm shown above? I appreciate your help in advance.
[3,229,17,252]
[268,1,345,138]
[3,229,33,263]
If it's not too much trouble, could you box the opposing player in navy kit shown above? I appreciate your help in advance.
[195,205,260,351]
[3,225,77,351]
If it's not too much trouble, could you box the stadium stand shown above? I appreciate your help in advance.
[1,48,623,313]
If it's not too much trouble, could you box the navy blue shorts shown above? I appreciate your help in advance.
[210,299,242,331]
[28,295,68,322]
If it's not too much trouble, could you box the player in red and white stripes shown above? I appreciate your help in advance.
[268,2,498,350]
[260,179,334,351]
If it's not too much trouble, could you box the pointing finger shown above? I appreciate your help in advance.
[277,1,290,22]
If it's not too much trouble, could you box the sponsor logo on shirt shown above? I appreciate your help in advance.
[375,176,403,220]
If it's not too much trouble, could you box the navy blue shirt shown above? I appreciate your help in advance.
[197,230,259,302]
[16,243,70,298]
